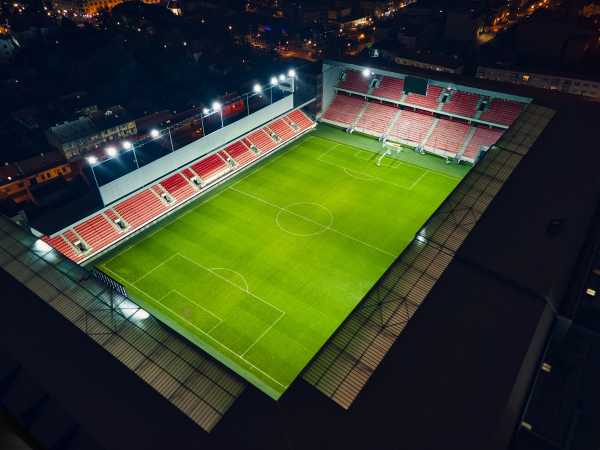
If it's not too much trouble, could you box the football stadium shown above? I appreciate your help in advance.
[1,59,599,449]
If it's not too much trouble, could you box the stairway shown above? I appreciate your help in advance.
[384,109,402,137]
[453,126,477,163]
[367,75,381,96]
[421,118,440,146]
[351,101,371,128]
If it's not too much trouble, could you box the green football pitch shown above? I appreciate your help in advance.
[89,126,469,399]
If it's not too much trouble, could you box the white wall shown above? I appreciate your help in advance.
[99,95,294,205]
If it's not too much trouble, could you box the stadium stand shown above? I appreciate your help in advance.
[73,214,121,254]
[182,168,196,180]
[41,109,317,261]
[322,94,367,126]
[461,127,503,160]
[42,235,85,262]
[225,141,256,167]
[248,129,278,152]
[370,76,405,102]
[114,190,168,230]
[355,101,399,135]
[480,98,527,126]
[160,173,196,202]
[442,90,481,118]
[288,110,314,130]
[404,85,443,110]
[426,118,472,154]
[269,119,295,142]
[337,69,373,94]
[191,153,229,180]
[387,110,436,145]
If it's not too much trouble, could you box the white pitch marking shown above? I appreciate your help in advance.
[309,135,461,181]
[209,268,249,292]
[100,262,289,389]
[410,170,429,190]
[242,313,285,357]
[276,202,333,236]
[343,168,376,180]
[133,254,179,284]
[229,187,396,257]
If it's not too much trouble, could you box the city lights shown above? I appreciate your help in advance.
[150,129,159,138]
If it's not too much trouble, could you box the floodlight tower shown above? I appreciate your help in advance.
[88,156,100,189]
[270,77,278,104]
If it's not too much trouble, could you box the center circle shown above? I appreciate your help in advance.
[276,203,333,236]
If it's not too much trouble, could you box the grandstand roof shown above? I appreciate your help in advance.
[338,57,600,102]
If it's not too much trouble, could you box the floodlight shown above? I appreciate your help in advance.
[363,69,370,76]
[150,129,159,138]
[212,102,221,110]
[123,141,132,149]
[271,77,278,85]
[88,156,97,164]
[203,108,209,114]
[288,69,295,77]
[106,147,116,156]
[279,74,285,81]
[253,84,262,92]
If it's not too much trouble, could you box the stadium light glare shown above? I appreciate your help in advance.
[253,84,262,92]
[150,129,159,138]
[88,156,97,164]
[133,309,150,320]
[363,69,371,76]
[203,108,209,114]
[279,74,285,81]
[271,77,278,85]
[288,69,295,77]
[123,141,132,149]
[106,147,116,156]
[212,102,221,111]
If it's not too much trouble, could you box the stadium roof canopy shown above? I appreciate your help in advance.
[1,68,600,449]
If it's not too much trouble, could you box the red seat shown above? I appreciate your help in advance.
[425,118,473,155]
[322,94,367,126]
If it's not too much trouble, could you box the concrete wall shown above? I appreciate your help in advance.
[320,64,343,118]
[99,95,294,205]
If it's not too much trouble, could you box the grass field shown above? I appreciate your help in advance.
[89,126,469,399]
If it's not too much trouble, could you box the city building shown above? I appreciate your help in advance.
[53,92,97,120]
[476,65,600,98]
[359,0,394,18]
[0,34,15,66]
[51,0,158,19]
[369,41,465,73]
[0,151,73,205]
[45,106,137,161]
[443,5,486,40]
[281,0,329,28]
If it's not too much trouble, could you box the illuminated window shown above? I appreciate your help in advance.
[522,75,529,81]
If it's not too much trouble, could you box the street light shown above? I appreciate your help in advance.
[150,129,159,138]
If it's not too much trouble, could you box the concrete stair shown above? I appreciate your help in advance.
[384,109,402,137]
[421,117,440,146]
[453,126,477,163]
